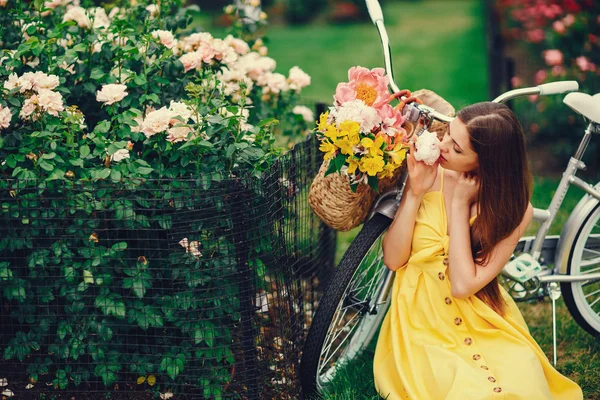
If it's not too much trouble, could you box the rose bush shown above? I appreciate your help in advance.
[0,0,314,397]
[496,0,599,165]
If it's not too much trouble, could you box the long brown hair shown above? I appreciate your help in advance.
[457,102,532,315]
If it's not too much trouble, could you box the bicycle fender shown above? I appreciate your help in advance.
[554,181,600,274]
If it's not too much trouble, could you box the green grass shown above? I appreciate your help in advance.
[193,0,489,107]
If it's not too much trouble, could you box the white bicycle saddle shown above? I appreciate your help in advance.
[563,92,600,124]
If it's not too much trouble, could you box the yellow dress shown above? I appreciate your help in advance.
[373,170,583,400]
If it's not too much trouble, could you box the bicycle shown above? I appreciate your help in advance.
[299,0,600,396]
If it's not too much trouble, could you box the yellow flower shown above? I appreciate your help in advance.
[348,132,360,146]
[378,163,397,179]
[347,157,360,175]
[319,140,338,160]
[335,137,354,156]
[324,124,339,141]
[338,120,360,137]
[359,156,385,176]
[317,111,330,131]
[360,137,374,148]
[370,135,386,157]
[387,145,407,166]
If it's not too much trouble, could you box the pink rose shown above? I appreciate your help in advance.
[151,30,176,49]
[551,65,566,77]
[526,29,544,43]
[334,66,389,108]
[0,105,11,129]
[510,76,523,88]
[543,49,563,66]
[179,52,201,73]
[534,69,547,85]
[576,56,596,72]
[563,14,576,27]
[552,21,565,35]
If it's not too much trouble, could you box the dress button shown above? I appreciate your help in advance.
[493,387,502,393]
[445,297,452,305]
[481,365,489,370]
[464,337,472,345]
[488,376,496,383]
[472,354,481,361]
[438,272,445,280]
[443,257,449,266]
[454,317,462,325]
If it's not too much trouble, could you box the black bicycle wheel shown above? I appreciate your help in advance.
[562,202,600,337]
[300,213,392,397]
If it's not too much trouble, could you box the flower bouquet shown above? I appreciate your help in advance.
[308,67,455,231]
[315,66,409,193]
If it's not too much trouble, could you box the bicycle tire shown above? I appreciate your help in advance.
[300,213,392,397]
[561,202,600,336]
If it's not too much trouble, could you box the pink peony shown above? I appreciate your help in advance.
[334,66,389,108]
[543,49,563,66]
[96,84,128,105]
[0,105,11,129]
[378,104,406,140]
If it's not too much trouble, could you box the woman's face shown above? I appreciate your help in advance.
[438,118,479,173]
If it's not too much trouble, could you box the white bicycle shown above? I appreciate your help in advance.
[299,0,600,396]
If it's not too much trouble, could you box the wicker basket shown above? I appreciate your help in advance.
[308,89,455,232]
[308,159,403,232]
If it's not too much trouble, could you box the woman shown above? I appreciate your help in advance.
[373,102,582,399]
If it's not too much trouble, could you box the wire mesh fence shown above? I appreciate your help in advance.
[0,133,336,399]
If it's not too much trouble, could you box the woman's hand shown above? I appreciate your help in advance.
[407,141,438,197]
[453,172,480,206]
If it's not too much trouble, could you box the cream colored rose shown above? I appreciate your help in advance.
[288,66,311,92]
[63,6,91,29]
[179,52,201,73]
[37,89,64,116]
[141,107,174,137]
[0,105,12,130]
[224,35,250,55]
[413,130,440,165]
[96,84,128,105]
[292,105,314,123]
[166,126,192,143]
[151,30,175,49]
[110,148,130,162]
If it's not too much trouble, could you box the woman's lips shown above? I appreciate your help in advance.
[438,155,446,163]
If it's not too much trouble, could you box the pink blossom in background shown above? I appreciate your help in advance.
[511,76,523,88]
[534,69,547,85]
[334,66,389,108]
[528,94,539,103]
[526,29,544,43]
[563,14,576,27]
[552,21,565,35]
[529,123,539,134]
[551,65,566,77]
[543,49,563,66]
[576,56,596,72]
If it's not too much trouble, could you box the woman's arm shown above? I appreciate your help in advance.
[382,143,438,271]
[382,186,423,271]
[447,174,533,298]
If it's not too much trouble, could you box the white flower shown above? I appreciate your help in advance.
[110,148,130,162]
[37,89,64,116]
[20,95,38,120]
[159,391,173,400]
[257,72,288,94]
[224,34,250,55]
[166,126,193,143]
[63,6,91,29]
[141,107,174,137]
[151,30,176,49]
[3,73,23,92]
[233,52,276,80]
[178,238,202,258]
[413,130,440,165]
[288,66,310,92]
[0,378,7,387]
[179,32,213,53]
[146,4,158,18]
[179,52,201,73]
[129,114,144,133]
[168,101,193,123]
[96,84,128,105]
[31,71,60,92]
[292,105,314,123]
[89,7,110,30]
[333,99,381,133]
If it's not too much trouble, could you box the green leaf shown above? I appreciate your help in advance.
[95,120,111,134]
[80,145,90,158]
[136,167,153,175]
[90,68,105,80]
